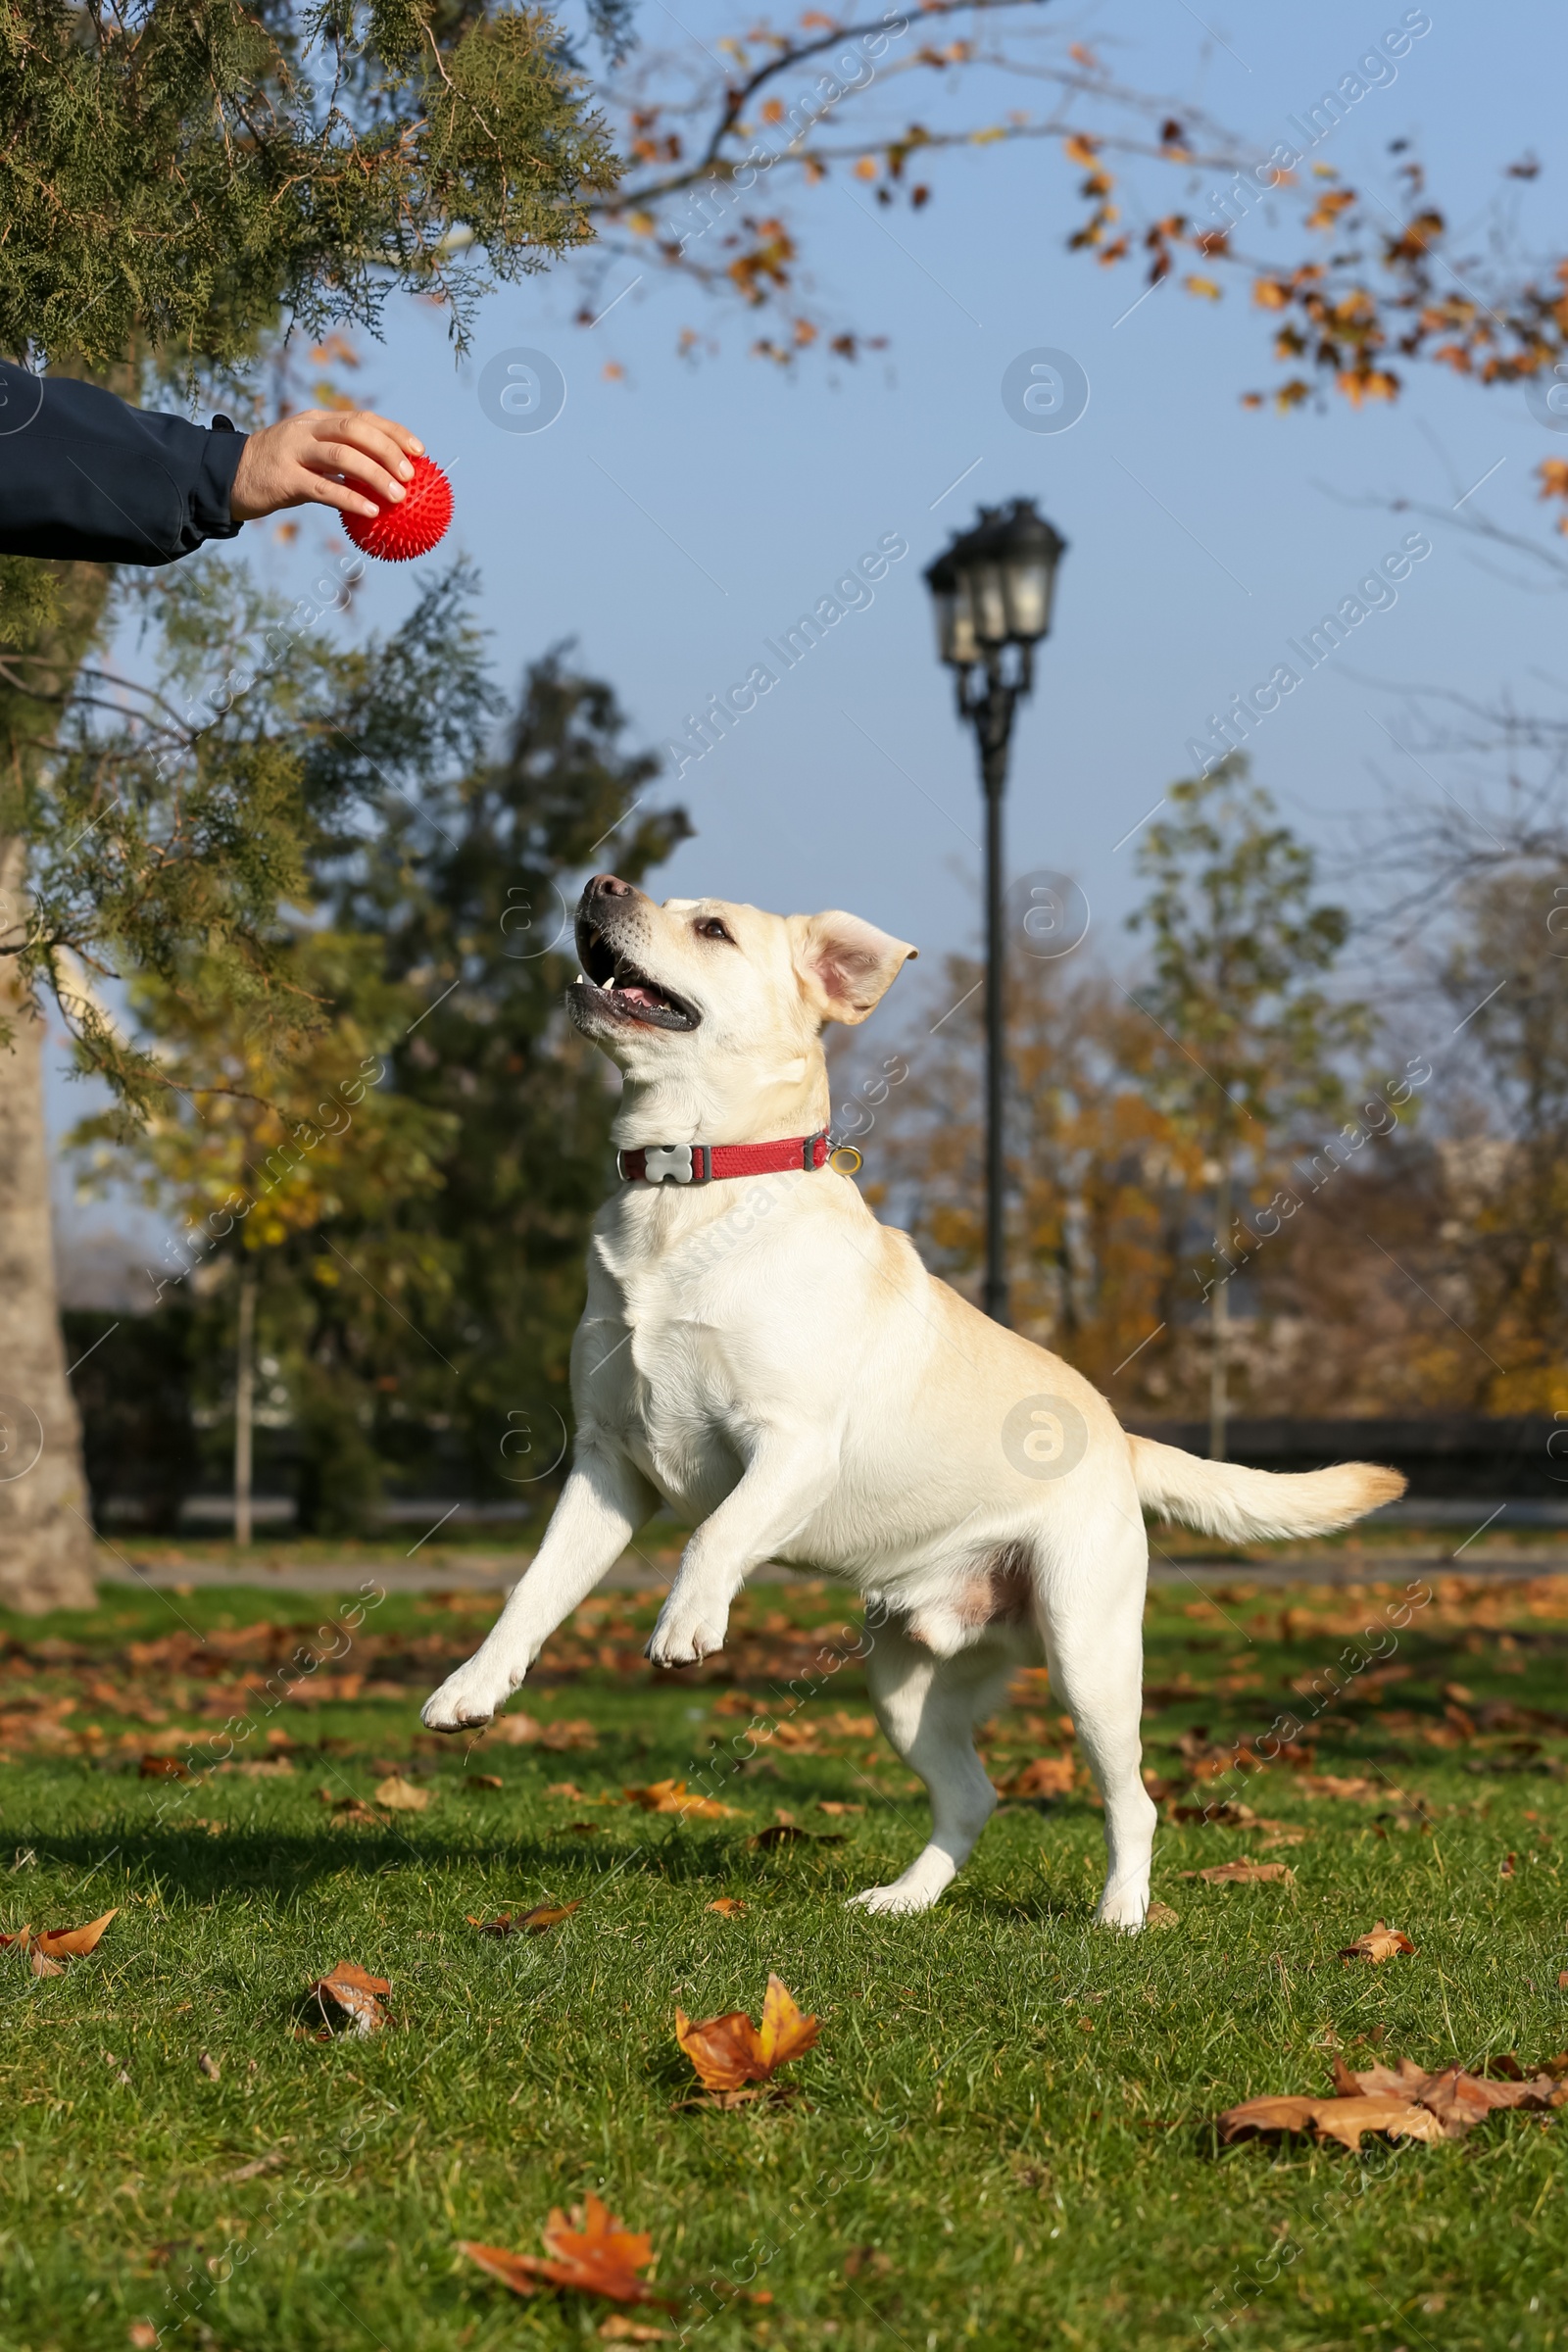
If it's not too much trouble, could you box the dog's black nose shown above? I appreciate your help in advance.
[585,872,635,902]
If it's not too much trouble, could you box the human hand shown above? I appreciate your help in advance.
[228,408,425,523]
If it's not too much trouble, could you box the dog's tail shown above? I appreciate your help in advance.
[1128,1436,1405,1544]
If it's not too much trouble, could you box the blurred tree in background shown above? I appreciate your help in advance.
[1128,758,1372,1457]
[0,0,614,1603]
[68,576,683,1536]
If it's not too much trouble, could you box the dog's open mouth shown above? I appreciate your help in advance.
[570,916,700,1033]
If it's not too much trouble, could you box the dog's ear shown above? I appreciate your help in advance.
[789,911,917,1026]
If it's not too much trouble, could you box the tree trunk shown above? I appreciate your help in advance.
[0,559,114,1610]
[0,893,97,1608]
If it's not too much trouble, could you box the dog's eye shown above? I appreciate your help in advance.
[695,917,732,943]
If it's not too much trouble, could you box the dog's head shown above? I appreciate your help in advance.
[567,875,916,1116]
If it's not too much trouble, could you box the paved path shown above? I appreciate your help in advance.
[95,1546,1568,1598]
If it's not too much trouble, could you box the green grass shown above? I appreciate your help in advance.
[1,1573,1565,2351]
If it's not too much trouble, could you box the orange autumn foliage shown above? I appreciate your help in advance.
[675,1974,820,2093]
[460,2195,672,2306]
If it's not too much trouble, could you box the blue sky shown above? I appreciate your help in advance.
[51,0,1568,1271]
[245,0,1566,961]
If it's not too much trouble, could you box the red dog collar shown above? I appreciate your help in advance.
[617,1129,833,1185]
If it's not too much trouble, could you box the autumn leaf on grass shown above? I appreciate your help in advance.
[466,1774,504,1791]
[308,1961,390,2037]
[1180,1860,1295,1886]
[539,1719,599,1752]
[749,1824,846,1849]
[318,1789,382,1826]
[1001,1755,1075,1800]
[623,1779,737,1821]
[373,1775,431,1813]
[469,1903,581,1936]
[459,2193,673,2307]
[1216,2092,1438,2145]
[1219,2051,1568,2147]
[3,1910,118,1975]
[481,1714,544,1745]
[1339,1919,1415,1964]
[139,1754,192,1780]
[708,1898,747,1917]
[675,1974,819,2104]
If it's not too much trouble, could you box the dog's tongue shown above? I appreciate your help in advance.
[617,981,664,1008]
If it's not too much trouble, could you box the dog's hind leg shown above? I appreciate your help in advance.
[848,1620,1017,1917]
[1037,1508,1157,1931]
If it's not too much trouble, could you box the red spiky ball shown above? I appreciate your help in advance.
[343,452,453,563]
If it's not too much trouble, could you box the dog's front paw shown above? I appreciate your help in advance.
[421,1656,517,1733]
[847,1881,940,1918]
[847,1846,956,1917]
[645,1597,729,1668]
[1095,1874,1151,1933]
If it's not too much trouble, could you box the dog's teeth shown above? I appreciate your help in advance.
[604,974,616,991]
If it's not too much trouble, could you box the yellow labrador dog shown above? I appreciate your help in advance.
[423,874,1403,1927]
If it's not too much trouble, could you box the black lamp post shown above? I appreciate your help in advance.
[924,498,1067,1326]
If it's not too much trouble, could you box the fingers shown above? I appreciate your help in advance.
[229,408,429,523]
[306,407,423,488]
[303,472,383,520]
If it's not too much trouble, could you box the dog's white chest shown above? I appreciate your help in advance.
[579,1248,755,1516]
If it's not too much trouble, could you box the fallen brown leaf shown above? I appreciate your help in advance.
[198,2052,220,2082]
[139,1754,192,1781]
[128,2324,160,2348]
[622,1779,738,1821]
[10,1909,121,1962]
[599,2317,671,2342]
[318,1789,382,1826]
[373,1775,431,1813]
[1001,1755,1076,1800]
[460,2194,671,2306]
[1312,2096,1446,2150]
[466,1774,504,1791]
[483,1714,544,1745]
[1222,2051,1568,2148]
[309,1960,389,2036]
[1217,2093,1324,2139]
[708,1898,747,1917]
[1145,1901,1180,1929]
[1181,1861,1295,1886]
[1339,1920,1415,1964]
[674,1973,819,2094]
[816,1801,863,1817]
[1168,1800,1265,1827]
[469,1902,581,1936]
[748,1824,845,1849]
[539,1720,599,1752]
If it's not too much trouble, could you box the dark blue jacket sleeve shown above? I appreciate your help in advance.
[0,363,249,566]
